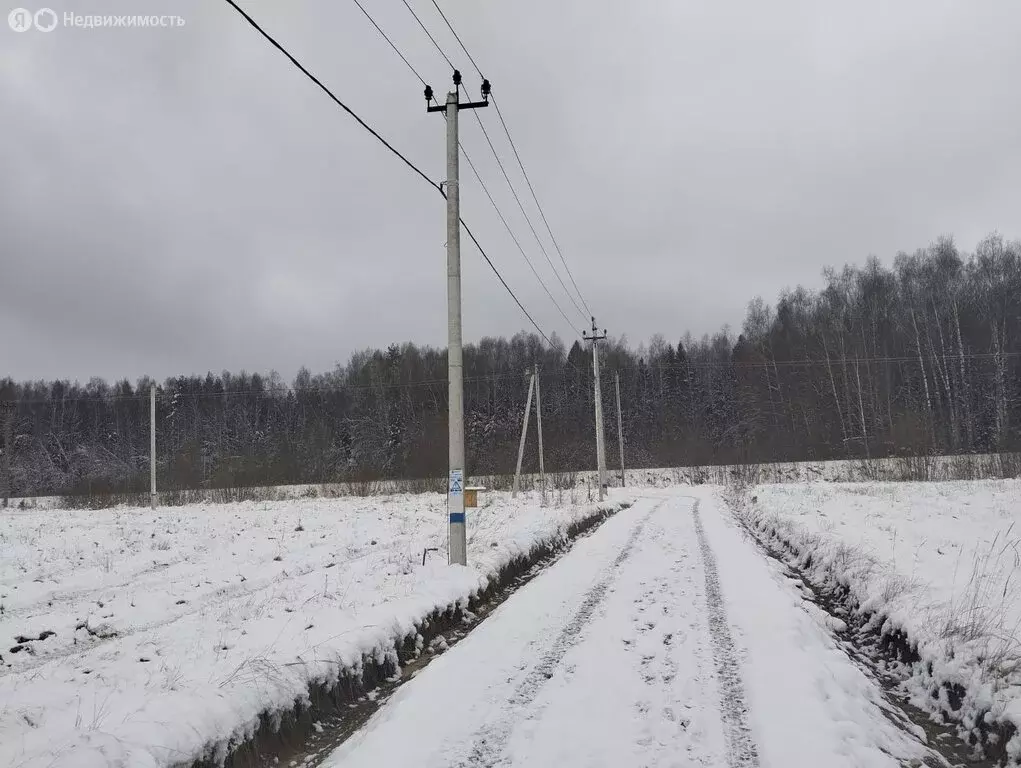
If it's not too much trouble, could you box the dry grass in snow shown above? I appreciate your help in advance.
[738,480,1021,763]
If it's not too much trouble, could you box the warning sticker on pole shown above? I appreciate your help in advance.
[449,469,463,496]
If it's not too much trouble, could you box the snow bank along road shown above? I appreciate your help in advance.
[0,494,625,767]
[327,489,946,768]
[742,480,1021,763]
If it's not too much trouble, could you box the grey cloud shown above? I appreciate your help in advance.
[2,0,1019,383]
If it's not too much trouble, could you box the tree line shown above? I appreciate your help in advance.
[2,233,1019,499]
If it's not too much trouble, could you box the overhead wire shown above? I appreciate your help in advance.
[427,0,484,77]
[468,109,588,323]
[490,93,592,317]
[222,0,555,348]
[459,218,555,347]
[425,0,593,317]
[350,0,428,86]
[399,0,455,70]
[347,0,577,342]
[459,147,581,334]
[393,1,587,327]
[223,0,439,194]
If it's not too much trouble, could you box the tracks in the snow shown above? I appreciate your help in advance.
[626,511,706,761]
[320,496,763,767]
[457,500,664,767]
[459,497,762,768]
[692,501,761,768]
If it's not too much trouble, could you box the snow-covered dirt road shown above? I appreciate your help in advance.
[326,490,944,768]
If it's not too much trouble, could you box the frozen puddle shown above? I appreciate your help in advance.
[323,491,942,768]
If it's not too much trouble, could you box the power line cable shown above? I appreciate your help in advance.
[222,0,556,349]
[224,0,440,195]
[469,109,588,323]
[459,217,554,348]
[427,0,483,77]
[414,13,587,325]
[399,0,455,70]
[490,93,592,317]
[459,145,581,335]
[350,0,428,86]
[423,0,593,317]
[349,0,577,343]
[392,0,585,325]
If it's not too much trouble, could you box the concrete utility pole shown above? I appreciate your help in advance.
[512,371,536,498]
[426,71,490,566]
[535,364,545,491]
[583,318,608,501]
[150,384,157,510]
[615,370,625,487]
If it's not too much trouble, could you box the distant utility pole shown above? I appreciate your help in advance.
[535,364,545,492]
[615,370,625,487]
[150,384,157,510]
[512,370,536,498]
[583,318,608,501]
[426,71,490,566]
[1,402,13,508]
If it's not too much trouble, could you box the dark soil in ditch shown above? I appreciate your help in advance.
[741,520,1004,768]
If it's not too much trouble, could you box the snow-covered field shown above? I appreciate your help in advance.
[4,476,1019,766]
[0,491,627,767]
[739,480,1021,762]
[326,492,949,768]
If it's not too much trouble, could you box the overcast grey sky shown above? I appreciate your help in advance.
[2,0,1019,384]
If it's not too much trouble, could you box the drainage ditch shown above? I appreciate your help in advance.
[738,513,1013,768]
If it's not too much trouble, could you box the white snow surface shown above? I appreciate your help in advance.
[0,491,626,767]
[741,480,1021,761]
[327,490,938,768]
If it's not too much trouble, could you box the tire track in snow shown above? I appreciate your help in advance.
[691,501,761,768]
[456,500,664,767]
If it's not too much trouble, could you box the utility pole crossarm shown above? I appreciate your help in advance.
[427,97,489,112]
[425,71,491,113]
